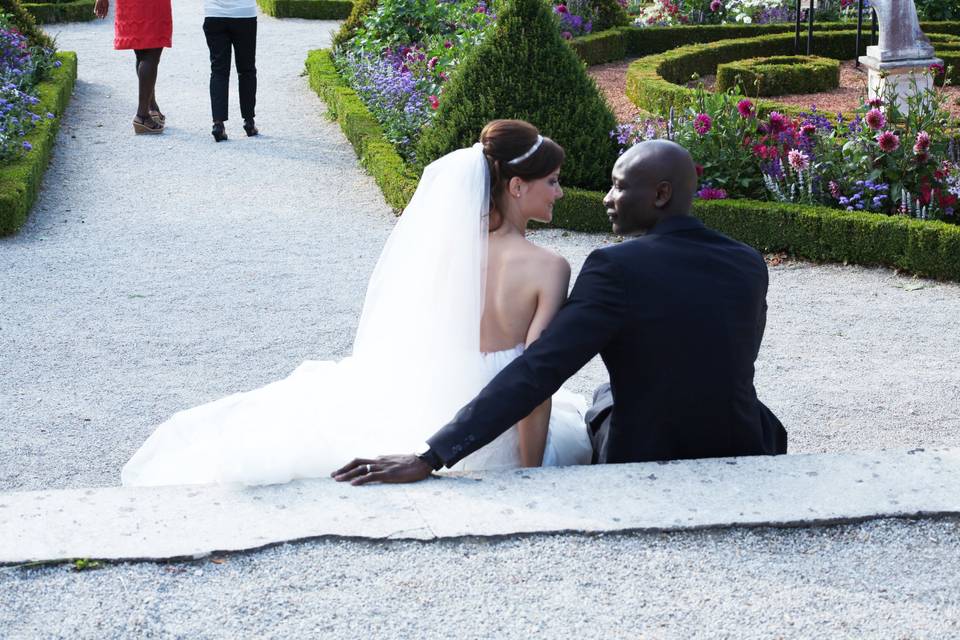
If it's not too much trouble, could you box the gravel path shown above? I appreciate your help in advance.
[3,517,959,638]
[1,3,959,634]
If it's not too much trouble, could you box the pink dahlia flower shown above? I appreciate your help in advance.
[693,113,712,135]
[864,108,885,130]
[876,130,900,153]
[710,0,722,11]
[697,186,727,200]
[736,99,754,118]
[787,149,810,172]
[768,112,786,134]
[913,131,931,153]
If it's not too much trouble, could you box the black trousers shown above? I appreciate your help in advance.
[202,17,257,122]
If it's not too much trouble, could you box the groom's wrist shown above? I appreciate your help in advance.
[416,447,443,471]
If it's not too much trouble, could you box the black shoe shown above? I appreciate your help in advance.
[243,118,259,137]
[212,122,227,142]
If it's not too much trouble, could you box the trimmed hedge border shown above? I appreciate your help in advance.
[308,47,960,280]
[257,0,353,19]
[716,55,839,97]
[571,20,960,66]
[625,30,960,119]
[306,49,416,210]
[23,0,95,24]
[0,52,78,236]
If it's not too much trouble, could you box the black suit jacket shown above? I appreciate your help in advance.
[427,215,787,466]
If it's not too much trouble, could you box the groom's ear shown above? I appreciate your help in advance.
[654,181,673,208]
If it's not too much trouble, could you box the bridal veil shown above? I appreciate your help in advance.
[122,145,493,486]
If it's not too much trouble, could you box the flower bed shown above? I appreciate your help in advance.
[255,0,354,19]
[0,51,78,235]
[308,46,960,279]
[23,0,96,24]
[716,55,839,96]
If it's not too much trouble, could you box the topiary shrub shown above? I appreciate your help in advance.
[415,0,618,190]
[589,0,629,32]
[0,0,54,48]
[332,0,378,48]
[716,55,840,97]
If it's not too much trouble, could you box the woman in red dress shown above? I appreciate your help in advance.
[94,0,173,134]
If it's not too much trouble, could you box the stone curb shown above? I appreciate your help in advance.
[2,448,958,564]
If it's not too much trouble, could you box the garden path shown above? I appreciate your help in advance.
[1,3,960,636]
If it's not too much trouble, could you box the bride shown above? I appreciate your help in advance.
[121,119,592,487]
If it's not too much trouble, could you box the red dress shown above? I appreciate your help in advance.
[114,0,173,50]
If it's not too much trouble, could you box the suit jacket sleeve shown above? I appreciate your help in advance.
[427,248,627,467]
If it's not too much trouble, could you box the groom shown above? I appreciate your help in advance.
[334,139,786,485]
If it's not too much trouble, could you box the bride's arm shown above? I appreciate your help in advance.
[516,255,571,467]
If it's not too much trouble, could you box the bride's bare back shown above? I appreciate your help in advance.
[480,230,570,355]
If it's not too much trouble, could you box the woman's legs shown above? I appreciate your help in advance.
[232,18,258,124]
[133,48,163,122]
[203,18,232,124]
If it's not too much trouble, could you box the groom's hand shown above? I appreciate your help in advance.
[332,454,432,485]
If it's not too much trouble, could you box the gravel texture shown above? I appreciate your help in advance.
[1,3,960,634]
[2,517,960,638]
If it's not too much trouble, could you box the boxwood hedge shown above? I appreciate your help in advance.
[256,0,353,19]
[626,30,960,118]
[23,0,95,24]
[716,55,840,97]
[0,52,78,235]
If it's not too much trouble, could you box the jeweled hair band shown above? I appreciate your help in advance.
[507,135,543,165]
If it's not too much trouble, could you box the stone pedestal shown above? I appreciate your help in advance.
[858,53,943,115]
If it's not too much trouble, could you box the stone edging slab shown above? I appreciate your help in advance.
[1,448,958,564]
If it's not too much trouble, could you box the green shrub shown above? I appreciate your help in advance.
[23,0,95,24]
[0,52,77,235]
[626,30,960,118]
[0,0,54,48]
[415,0,618,190]
[569,20,960,66]
[256,0,353,19]
[590,0,629,32]
[716,55,840,97]
[332,0,378,47]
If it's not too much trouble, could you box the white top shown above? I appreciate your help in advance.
[204,0,257,18]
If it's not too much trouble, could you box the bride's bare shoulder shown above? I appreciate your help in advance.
[513,236,570,287]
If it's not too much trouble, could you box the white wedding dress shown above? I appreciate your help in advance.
[121,145,592,487]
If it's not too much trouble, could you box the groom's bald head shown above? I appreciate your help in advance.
[603,140,698,236]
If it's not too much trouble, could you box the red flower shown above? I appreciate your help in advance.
[736,99,754,118]
[556,3,568,12]
[429,95,440,110]
[695,163,704,177]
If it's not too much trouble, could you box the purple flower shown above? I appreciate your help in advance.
[693,113,712,135]
[710,0,722,11]
[22,141,31,151]
[736,99,753,118]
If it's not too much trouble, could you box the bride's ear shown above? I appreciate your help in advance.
[508,176,524,199]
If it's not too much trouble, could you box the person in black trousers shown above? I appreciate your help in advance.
[203,0,258,142]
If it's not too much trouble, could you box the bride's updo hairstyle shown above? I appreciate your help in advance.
[480,119,565,227]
